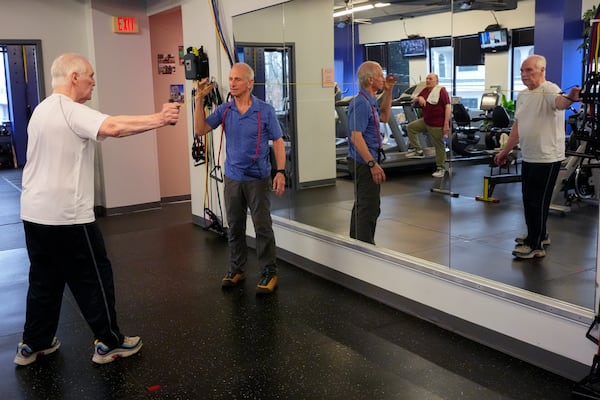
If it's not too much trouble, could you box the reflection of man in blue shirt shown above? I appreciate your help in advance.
[194,62,286,294]
[347,61,397,244]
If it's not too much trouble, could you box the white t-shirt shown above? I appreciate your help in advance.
[514,81,565,163]
[21,94,108,225]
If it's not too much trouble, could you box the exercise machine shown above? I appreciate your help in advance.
[334,86,435,172]
[450,92,500,158]
[549,110,600,214]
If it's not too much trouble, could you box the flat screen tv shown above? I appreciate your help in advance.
[478,28,509,53]
[400,37,428,58]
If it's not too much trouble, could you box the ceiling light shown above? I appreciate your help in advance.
[333,4,374,18]
[374,2,391,7]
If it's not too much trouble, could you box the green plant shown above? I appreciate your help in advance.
[583,6,597,39]
[579,5,598,51]
[501,93,515,115]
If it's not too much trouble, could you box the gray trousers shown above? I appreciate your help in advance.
[224,176,277,275]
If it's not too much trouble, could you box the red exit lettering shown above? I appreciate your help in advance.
[113,16,138,33]
[118,17,134,32]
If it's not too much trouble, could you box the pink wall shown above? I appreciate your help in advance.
[149,7,190,199]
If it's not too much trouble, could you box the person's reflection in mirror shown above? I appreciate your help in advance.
[406,73,451,178]
[347,61,397,244]
[494,54,581,259]
[194,63,286,293]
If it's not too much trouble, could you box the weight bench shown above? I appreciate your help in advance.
[475,151,521,203]
[475,173,521,203]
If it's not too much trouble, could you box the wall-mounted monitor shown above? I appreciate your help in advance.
[400,37,428,58]
[478,28,509,53]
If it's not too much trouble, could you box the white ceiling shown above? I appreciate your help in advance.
[333,0,520,25]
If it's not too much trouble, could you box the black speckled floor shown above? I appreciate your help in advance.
[0,168,578,399]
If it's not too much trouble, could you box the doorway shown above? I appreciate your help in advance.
[0,40,44,168]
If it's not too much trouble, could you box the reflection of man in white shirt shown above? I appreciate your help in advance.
[493,54,581,259]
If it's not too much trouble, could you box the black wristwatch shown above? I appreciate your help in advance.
[367,160,376,168]
[276,169,286,177]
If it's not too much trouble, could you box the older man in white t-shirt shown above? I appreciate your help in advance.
[15,53,180,366]
[494,54,581,259]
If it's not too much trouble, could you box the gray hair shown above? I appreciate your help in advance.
[357,61,381,89]
[50,53,89,89]
[233,62,255,81]
[527,54,547,70]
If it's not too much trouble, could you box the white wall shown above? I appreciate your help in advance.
[90,0,161,209]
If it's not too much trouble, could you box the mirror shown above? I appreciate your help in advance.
[232,0,598,310]
[229,2,294,224]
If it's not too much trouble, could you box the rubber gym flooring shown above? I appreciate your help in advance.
[0,166,584,399]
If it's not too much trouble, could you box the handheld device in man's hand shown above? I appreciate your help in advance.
[168,99,178,125]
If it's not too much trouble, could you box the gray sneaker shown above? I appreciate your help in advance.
[432,168,446,178]
[515,234,551,246]
[512,245,546,259]
[406,149,424,158]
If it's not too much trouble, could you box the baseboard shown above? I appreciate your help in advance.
[161,194,191,203]
[297,178,337,189]
[95,201,161,217]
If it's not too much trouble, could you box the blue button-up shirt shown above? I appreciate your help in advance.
[347,89,380,163]
[206,95,283,181]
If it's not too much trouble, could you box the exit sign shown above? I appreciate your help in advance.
[112,16,139,33]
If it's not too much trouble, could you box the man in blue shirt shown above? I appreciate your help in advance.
[194,63,286,293]
[347,61,397,244]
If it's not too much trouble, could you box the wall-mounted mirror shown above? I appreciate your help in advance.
[233,0,598,311]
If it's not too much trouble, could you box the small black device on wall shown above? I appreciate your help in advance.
[184,46,209,80]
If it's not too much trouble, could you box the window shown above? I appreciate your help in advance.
[0,48,8,122]
[363,42,409,98]
[453,35,485,109]
[264,50,287,112]
[430,37,453,91]
[387,41,409,98]
[511,28,535,99]
[455,65,486,109]
[430,45,453,90]
[363,43,387,72]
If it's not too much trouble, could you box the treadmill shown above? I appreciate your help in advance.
[335,84,435,172]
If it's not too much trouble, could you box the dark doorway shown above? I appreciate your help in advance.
[0,40,45,167]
